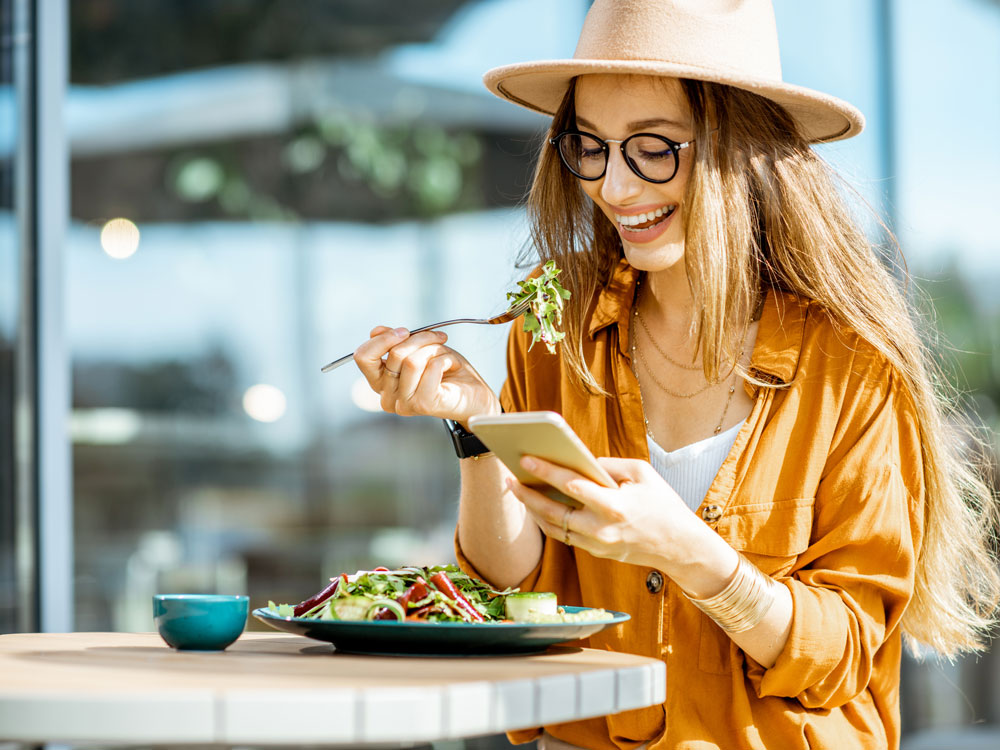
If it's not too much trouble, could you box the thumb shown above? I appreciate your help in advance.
[597,456,649,484]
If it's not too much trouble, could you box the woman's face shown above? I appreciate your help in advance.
[573,74,695,273]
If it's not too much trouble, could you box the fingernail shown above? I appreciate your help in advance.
[521,457,537,471]
[394,328,408,338]
[504,477,513,490]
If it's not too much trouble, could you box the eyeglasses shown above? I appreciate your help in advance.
[548,130,696,184]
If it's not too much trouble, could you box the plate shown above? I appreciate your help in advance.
[252,606,630,656]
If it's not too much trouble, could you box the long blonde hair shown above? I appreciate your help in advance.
[522,76,999,656]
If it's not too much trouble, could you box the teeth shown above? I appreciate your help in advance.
[615,205,673,227]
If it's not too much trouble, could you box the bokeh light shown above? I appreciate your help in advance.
[350,376,382,413]
[242,384,287,423]
[99,217,140,259]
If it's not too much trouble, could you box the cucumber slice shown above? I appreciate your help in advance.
[326,595,373,621]
[505,592,558,622]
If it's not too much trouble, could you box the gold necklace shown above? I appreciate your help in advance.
[633,336,715,398]
[628,279,743,438]
[630,314,741,438]
[634,306,702,371]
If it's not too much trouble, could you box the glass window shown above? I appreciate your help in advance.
[68,0,586,632]
[0,0,25,634]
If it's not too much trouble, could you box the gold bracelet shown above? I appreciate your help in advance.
[684,554,779,633]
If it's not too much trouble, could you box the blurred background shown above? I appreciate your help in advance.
[1,1,998,748]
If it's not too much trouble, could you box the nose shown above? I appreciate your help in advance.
[599,145,644,205]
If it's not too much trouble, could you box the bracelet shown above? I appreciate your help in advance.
[684,554,779,633]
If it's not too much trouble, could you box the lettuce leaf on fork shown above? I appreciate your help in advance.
[506,261,571,354]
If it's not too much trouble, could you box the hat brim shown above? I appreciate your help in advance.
[483,59,864,143]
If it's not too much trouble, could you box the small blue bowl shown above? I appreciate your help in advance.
[153,594,249,652]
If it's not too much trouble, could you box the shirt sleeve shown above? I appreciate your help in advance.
[498,312,529,414]
[745,364,925,708]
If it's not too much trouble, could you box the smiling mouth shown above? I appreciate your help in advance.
[615,205,677,231]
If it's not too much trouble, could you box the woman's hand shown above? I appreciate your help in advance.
[353,326,501,424]
[506,455,737,594]
[508,455,792,669]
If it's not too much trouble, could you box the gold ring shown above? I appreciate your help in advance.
[561,505,574,546]
[384,368,400,377]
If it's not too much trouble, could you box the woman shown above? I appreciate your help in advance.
[353,1,999,748]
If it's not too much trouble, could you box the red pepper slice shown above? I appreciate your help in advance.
[396,578,429,611]
[429,572,485,622]
[292,577,341,617]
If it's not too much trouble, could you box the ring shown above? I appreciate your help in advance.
[384,368,400,378]
[560,506,574,546]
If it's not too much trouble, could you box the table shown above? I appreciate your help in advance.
[0,632,666,745]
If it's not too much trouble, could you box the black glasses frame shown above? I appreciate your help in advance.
[548,129,696,184]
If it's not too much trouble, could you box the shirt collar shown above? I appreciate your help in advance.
[587,255,640,342]
[587,259,807,384]
[749,288,807,385]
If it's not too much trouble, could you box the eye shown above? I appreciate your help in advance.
[637,147,672,161]
[629,136,675,162]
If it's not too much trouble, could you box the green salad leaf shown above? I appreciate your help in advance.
[506,261,571,354]
[273,565,520,624]
[269,564,612,625]
[267,600,295,617]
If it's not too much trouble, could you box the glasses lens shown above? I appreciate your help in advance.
[624,135,678,182]
[557,133,605,179]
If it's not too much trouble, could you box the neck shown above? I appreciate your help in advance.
[639,264,698,337]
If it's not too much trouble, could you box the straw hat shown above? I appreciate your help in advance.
[483,0,864,143]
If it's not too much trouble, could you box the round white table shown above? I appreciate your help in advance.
[0,632,666,746]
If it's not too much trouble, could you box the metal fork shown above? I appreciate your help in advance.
[320,297,532,373]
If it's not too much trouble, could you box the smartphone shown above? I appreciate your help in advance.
[467,411,616,506]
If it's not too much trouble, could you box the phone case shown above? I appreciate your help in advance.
[467,411,616,506]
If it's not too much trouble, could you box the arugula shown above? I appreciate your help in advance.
[272,565,519,624]
[506,261,571,354]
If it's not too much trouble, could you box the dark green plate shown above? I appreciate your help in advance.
[252,606,630,656]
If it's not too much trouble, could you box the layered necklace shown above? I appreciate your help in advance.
[628,277,745,439]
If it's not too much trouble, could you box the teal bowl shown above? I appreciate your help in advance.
[153,594,249,652]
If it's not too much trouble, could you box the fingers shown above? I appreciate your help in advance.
[353,326,448,390]
[519,456,607,508]
[504,477,579,542]
[391,345,453,415]
[385,331,449,386]
[409,352,456,412]
[596,456,651,484]
[354,326,410,385]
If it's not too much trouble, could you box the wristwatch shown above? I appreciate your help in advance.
[442,418,491,459]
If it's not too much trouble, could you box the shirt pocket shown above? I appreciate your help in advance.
[698,497,815,675]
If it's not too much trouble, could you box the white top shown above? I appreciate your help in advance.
[647,420,745,511]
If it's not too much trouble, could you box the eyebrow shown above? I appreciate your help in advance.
[575,116,687,132]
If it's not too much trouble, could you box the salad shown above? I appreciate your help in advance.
[266,564,612,624]
[507,260,571,354]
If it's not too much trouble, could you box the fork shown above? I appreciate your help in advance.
[320,297,532,373]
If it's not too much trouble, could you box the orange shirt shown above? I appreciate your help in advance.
[456,257,924,750]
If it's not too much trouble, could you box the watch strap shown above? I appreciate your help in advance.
[443,418,491,459]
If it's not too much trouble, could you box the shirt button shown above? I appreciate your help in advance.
[646,570,664,594]
[702,504,722,522]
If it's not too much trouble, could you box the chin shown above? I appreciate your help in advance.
[621,241,686,273]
